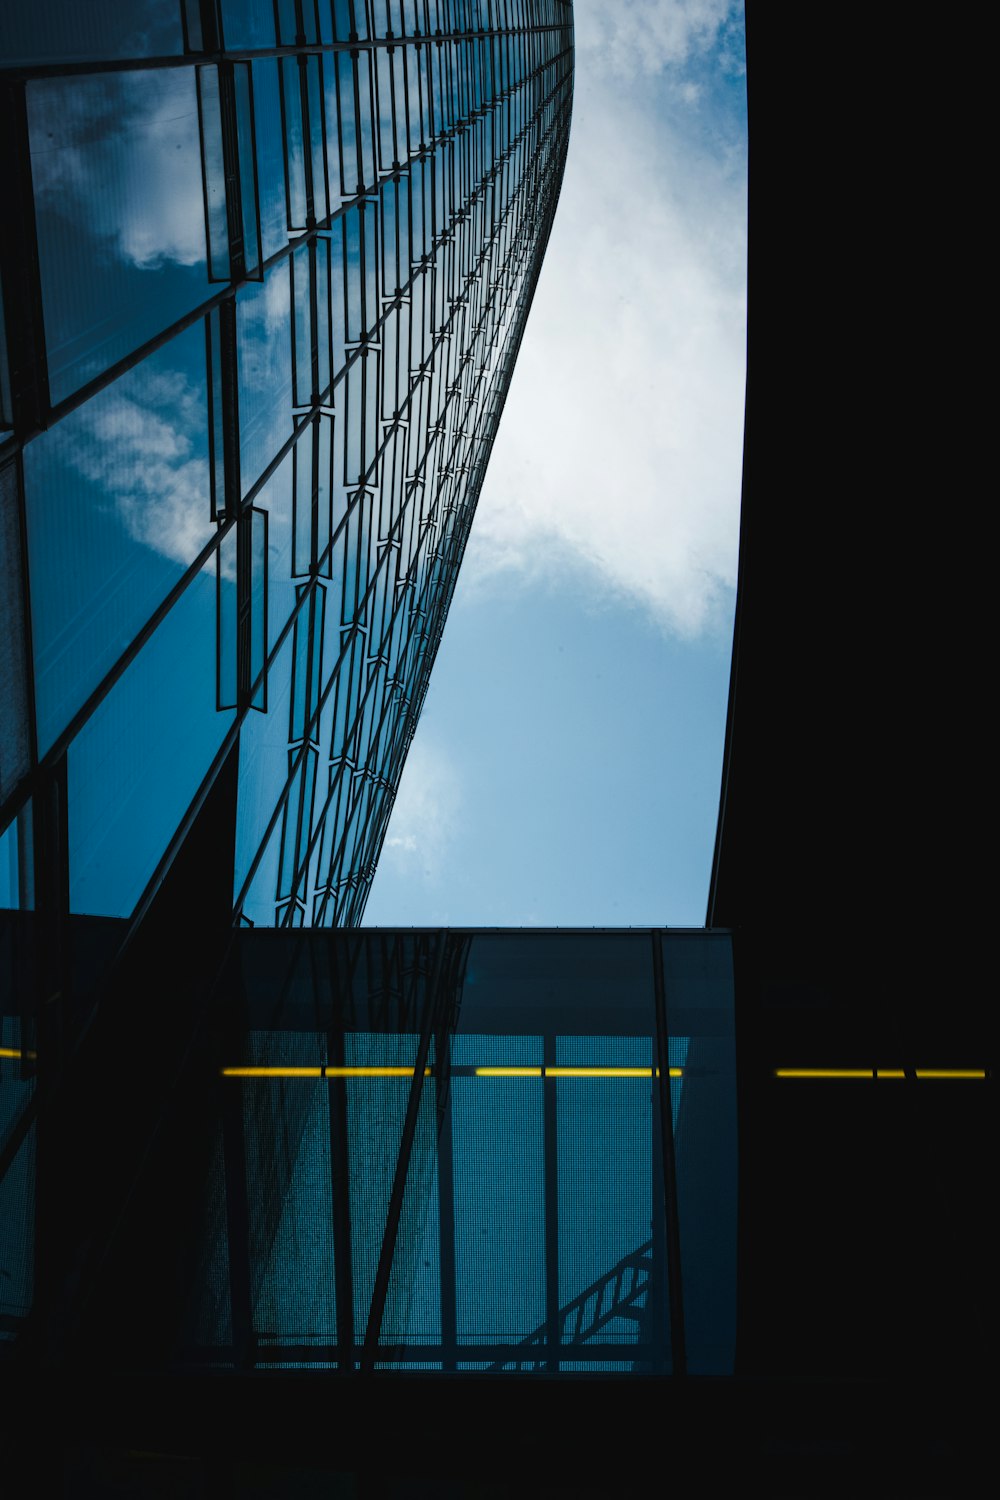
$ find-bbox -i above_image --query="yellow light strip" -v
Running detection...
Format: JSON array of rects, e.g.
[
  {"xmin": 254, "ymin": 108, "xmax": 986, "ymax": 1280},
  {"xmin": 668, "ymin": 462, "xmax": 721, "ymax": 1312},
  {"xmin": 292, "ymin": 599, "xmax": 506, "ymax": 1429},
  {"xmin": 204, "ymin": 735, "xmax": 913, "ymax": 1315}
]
[
  {"xmin": 915, "ymin": 1069, "xmax": 986, "ymax": 1080},
  {"xmin": 325, "ymin": 1066, "xmax": 431, "ymax": 1078},
  {"xmin": 474, "ymin": 1067, "xmax": 684, "ymax": 1079},
  {"xmin": 776, "ymin": 1068, "xmax": 987, "ymax": 1081},
  {"xmin": 221, "ymin": 1065, "xmax": 435, "ymax": 1078},
  {"xmin": 0, "ymin": 1046, "xmax": 36, "ymax": 1061},
  {"xmin": 546, "ymin": 1066, "xmax": 654, "ymax": 1079},
  {"xmin": 222, "ymin": 1063, "xmax": 685, "ymax": 1080},
  {"xmin": 475, "ymin": 1067, "xmax": 543, "ymax": 1077},
  {"xmin": 221, "ymin": 1067, "xmax": 324, "ymax": 1078},
  {"xmin": 774, "ymin": 1069, "xmax": 873, "ymax": 1079}
]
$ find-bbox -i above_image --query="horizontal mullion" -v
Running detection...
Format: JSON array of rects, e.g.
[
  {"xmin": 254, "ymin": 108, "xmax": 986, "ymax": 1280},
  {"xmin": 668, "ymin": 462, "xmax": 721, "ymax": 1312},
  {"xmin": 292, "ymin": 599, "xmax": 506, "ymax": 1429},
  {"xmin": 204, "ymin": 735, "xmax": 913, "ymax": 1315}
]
[{"xmin": 0, "ymin": 26, "xmax": 571, "ymax": 83}]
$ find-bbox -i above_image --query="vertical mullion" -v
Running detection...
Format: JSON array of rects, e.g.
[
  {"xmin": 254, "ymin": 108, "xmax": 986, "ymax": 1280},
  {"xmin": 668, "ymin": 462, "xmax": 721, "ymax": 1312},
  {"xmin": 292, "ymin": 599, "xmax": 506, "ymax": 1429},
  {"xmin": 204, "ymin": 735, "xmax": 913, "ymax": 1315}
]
[
  {"xmin": 219, "ymin": 62, "xmax": 247, "ymax": 279},
  {"xmin": 652, "ymin": 930, "xmax": 687, "ymax": 1376},
  {"xmin": 543, "ymin": 1030, "xmax": 558, "ymax": 1371},
  {"xmin": 435, "ymin": 1022, "xmax": 457, "ymax": 1370},
  {"xmin": 297, "ymin": 54, "xmax": 316, "ymax": 227},
  {"xmin": 649, "ymin": 1037, "xmax": 669, "ymax": 1372},
  {"xmin": 0, "ymin": 82, "xmax": 50, "ymax": 440},
  {"xmin": 326, "ymin": 937, "xmax": 357, "ymax": 1368}
]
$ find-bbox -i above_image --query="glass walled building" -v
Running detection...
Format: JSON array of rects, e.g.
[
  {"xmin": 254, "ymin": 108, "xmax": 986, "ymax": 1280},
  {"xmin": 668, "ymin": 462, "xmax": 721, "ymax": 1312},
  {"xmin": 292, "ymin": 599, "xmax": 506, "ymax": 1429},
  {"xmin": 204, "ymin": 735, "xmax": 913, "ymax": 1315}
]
[{"xmin": 0, "ymin": 1, "xmax": 574, "ymax": 932}]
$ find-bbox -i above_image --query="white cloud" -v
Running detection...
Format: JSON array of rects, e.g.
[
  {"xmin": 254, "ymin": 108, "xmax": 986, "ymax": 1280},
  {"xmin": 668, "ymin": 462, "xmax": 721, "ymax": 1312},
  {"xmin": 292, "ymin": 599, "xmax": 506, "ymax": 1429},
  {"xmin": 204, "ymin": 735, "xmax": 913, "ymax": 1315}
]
[
  {"xmin": 577, "ymin": 0, "xmax": 737, "ymax": 80},
  {"xmin": 67, "ymin": 366, "xmax": 215, "ymax": 569},
  {"xmin": 29, "ymin": 67, "xmax": 206, "ymax": 271},
  {"xmin": 462, "ymin": 0, "xmax": 747, "ymax": 639},
  {"xmin": 379, "ymin": 734, "xmax": 462, "ymax": 884}
]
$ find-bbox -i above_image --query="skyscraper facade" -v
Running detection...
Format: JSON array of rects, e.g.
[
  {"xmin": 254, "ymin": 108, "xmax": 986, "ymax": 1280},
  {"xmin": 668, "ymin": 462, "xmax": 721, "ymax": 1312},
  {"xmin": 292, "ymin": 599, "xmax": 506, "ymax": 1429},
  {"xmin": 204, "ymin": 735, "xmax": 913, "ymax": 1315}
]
[{"xmin": 0, "ymin": 0, "xmax": 573, "ymax": 933}]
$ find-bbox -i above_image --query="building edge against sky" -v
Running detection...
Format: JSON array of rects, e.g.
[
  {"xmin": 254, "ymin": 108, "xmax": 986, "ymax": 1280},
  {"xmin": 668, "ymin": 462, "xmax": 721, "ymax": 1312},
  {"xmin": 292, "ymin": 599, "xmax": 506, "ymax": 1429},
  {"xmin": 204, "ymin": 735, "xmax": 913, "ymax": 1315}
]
[{"xmin": 0, "ymin": 0, "xmax": 574, "ymax": 936}]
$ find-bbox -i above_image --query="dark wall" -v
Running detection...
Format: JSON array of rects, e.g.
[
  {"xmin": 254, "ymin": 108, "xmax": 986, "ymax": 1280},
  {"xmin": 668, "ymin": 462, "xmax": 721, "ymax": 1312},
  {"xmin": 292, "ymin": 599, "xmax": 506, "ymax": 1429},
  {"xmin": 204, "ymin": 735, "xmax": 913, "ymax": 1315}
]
[{"xmin": 710, "ymin": 2, "xmax": 991, "ymax": 1389}]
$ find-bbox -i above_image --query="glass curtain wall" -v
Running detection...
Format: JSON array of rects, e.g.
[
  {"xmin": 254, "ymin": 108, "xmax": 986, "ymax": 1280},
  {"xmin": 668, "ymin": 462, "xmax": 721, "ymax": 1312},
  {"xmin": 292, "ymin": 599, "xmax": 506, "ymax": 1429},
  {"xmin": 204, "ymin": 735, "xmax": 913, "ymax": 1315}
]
[
  {"xmin": 187, "ymin": 928, "xmax": 737, "ymax": 1376},
  {"xmin": 0, "ymin": 2, "xmax": 574, "ymax": 930}
]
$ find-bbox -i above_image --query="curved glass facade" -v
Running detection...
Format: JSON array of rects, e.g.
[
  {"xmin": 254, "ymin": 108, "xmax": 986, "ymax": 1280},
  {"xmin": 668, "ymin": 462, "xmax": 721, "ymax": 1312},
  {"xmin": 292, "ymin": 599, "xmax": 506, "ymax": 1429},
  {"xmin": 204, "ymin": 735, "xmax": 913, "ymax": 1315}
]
[{"xmin": 1, "ymin": 1, "xmax": 574, "ymax": 926}]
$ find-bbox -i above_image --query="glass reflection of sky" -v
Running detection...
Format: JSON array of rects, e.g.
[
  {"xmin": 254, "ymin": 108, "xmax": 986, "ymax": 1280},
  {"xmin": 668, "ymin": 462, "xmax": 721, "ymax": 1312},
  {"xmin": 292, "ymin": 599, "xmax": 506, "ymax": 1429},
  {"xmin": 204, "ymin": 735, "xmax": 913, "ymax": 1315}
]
[
  {"xmin": 28, "ymin": 67, "xmax": 209, "ymax": 404},
  {"xmin": 24, "ymin": 320, "xmax": 213, "ymax": 756},
  {"xmin": 1, "ymin": 0, "xmax": 184, "ymax": 67},
  {"xmin": 67, "ymin": 567, "xmax": 235, "ymax": 918}
]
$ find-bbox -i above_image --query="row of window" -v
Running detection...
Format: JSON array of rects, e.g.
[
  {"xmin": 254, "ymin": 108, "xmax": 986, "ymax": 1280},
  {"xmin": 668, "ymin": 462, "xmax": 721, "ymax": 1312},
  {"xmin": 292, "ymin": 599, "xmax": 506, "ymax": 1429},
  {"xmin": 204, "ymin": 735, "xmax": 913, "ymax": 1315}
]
[
  {"xmin": 2, "ymin": 2, "xmax": 571, "ymax": 70},
  {"xmin": 1, "ymin": 35, "xmax": 568, "ymax": 420},
  {"xmin": 251, "ymin": 104, "xmax": 569, "ymax": 925}
]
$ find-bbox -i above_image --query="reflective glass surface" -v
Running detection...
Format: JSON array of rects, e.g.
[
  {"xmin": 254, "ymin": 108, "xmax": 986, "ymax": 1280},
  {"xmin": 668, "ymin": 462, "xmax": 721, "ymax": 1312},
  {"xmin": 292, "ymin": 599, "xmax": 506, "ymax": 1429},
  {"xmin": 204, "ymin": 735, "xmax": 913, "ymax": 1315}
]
[
  {"xmin": 181, "ymin": 928, "xmax": 736, "ymax": 1376},
  {"xmin": 236, "ymin": 269, "xmax": 295, "ymax": 498},
  {"xmin": 0, "ymin": 463, "xmax": 30, "ymax": 798},
  {"xmin": 3, "ymin": 2, "xmax": 573, "ymax": 933},
  {"xmin": 1, "ymin": 1, "xmax": 185, "ymax": 67},
  {"xmin": 28, "ymin": 68, "xmax": 210, "ymax": 404},
  {"xmin": 67, "ymin": 567, "xmax": 234, "ymax": 917},
  {"xmin": 24, "ymin": 321, "xmax": 213, "ymax": 756}
]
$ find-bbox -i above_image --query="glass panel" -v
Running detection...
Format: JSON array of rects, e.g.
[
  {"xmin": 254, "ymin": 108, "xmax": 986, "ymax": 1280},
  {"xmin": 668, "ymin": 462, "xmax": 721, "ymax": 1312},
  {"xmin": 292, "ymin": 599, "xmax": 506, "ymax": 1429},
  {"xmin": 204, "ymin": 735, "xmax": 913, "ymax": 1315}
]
[
  {"xmin": 356, "ymin": 50, "xmax": 376, "ymax": 191},
  {"xmin": 206, "ymin": 308, "xmax": 227, "ymax": 520},
  {"xmin": 28, "ymin": 68, "xmax": 210, "ymax": 404},
  {"xmin": 375, "ymin": 48, "xmax": 395, "ymax": 172},
  {"xmin": 292, "ymin": 243, "xmax": 312, "ymax": 409},
  {"xmin": 0, "ymin": 463, "xmax": 30, "ymax": 800},
  {"xmin": 0, "ymin": 806, "xmax": 33, "ymax": 912},
  {"xmin": 280, "ymin": 56, "xmax": 308, "ymax": 231},
  {"xmin": 306, "ymin": 54, "xmax": 330, "ymax": 224},
  {"xmin": 251, "ymin": 60, "xmax": 288, "ymax": 261},
  {"xmin": 243, "ymin": 1058, "xmax": 337, "ymax": 1347},
  {"xmin": 555, "ymin": 1036, "xmax": 660, "ymax": 1363},
  {"xmin": 218, "ymin": 0, "xmax": 276, "ymax": 49},
  {"xmin": 290, "ymin": 584, "xmax": 326, "ymax": 745},
  {"xmin": 250, "ymin": 506, "xmax": 268, "ymax": 711},
  {"xmin": 235, "ymin": 64, "xmax": 263, "ymax": 279},
  {"xmin": 24, "ymin": 319, "xmax": 214, "ymax": 756},
  {"xmin": 234, "ymin": 629, "xmax": 294, "ymax": 910},
  {"xmin": 196, "ymin": 66, "xmax": 230, "ymax": 281},
  {"xmin": 345, "ymin": 1029, "xmax": 424, "ymax": 1336},
  {"xmin": 0, "ymin": 1, "xmax": 185, "ymax": 66},
  {"xmin": 236, "ymin": 266, "xmax": 294, "ymax": 498},
  {"xmin": 332, "ymin": 49, "xmax": 359, "ymax": 200},
  {"xmin": 255, "ymin": 443, "xmax": 296, "ymax": 640},
  {"xmin": 274, "ymin": 0, "xmax": 298, "ymax": 45},
  {"xmin": 67, "ymin": 564, "xmax": 234, "ymax": 918},
  {"xmin": 217, "ymin": 521, "xmax": 238, "ymax": 711},
  {"xmin": 451, "ymin": 1034, "xmax": 545, "ymax": 1351},
  {"xmin": 332, "ymin": 0, "xmax": 354, "ymax": 41}
]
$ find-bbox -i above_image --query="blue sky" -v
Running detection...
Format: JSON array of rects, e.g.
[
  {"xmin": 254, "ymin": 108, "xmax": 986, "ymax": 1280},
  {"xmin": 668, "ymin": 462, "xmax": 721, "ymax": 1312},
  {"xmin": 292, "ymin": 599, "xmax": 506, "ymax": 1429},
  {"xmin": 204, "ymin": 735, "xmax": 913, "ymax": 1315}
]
[{"xmin": 366, "ymin": 1, "xmax": 748, "ymax": 927}]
